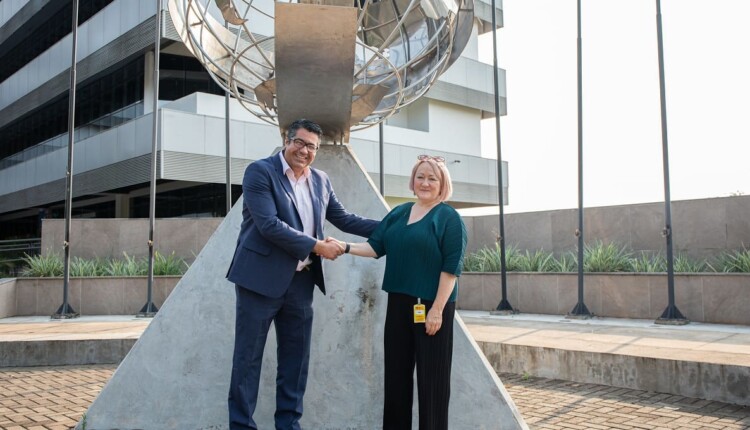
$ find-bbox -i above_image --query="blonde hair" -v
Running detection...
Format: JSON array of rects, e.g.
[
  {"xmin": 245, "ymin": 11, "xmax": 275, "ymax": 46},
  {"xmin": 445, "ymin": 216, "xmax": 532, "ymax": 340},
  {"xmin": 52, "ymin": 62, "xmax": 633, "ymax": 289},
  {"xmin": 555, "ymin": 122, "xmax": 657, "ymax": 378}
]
[{"xmin": 408, "ymin": 158, "xmax": 454, "ymax": 201}]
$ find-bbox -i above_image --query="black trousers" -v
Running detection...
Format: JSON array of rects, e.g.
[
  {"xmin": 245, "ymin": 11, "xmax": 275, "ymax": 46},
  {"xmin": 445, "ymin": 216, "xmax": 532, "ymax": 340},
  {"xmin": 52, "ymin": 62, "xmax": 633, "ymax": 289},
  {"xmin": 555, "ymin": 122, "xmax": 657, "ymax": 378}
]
[{"xmin": 383, "ymin": 292, "xmax": 455, "ymax": 430}]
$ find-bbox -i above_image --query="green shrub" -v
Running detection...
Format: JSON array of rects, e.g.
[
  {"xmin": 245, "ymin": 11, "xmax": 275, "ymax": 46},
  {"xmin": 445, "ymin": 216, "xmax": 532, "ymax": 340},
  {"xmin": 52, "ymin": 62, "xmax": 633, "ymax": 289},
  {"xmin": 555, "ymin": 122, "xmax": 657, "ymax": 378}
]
[
  {"xmin": 553, "ymin": 251, "xmax": 578, "ymax": 272},
  {"xmin": 461, "ymin": 253, "xmax": 482, "ymax": 272},
  {"xmin": 583, "ymin": 241, "xmax": 633, "ymax": 272},
  {"xmin": 516, "ymin": 249, "xmax": 556, "ymax": 272},
  {"xmin": 153, "ymin": 251, "xmax": 190, "ymax": 276},
  {"xmin": 672, "ymin": 254, "xmax": 708, "ymax": 273},
  {"xmin": 21, "ymin": 253, "xmax": 64, "ymax": 277},
  {"xmin": 501, "ymin": 246, "xmax": 524, "ymax": 272},
  {"xmin": 631, "ymin": 252, "xmax": 666, "ymax": 273},
  {"xmin": 104, "ymin": 253, "xmax": 147, "ymax": 276},
  {"xmin": 14, "ymin": 251, "xmax": 190, "ymax": 277},
  {"xmin": 462, "ymin": 244, "xmax": 522, "ymax": 272},
  {"xmin": 463, "ymin": 244, "xmax": 503, "ymax": 272},
  {"xmin": 462, "ymin": 242, "xmax": 750, "ymax": 274},
  {"xmin": 714, "ymin": 248, "xmax": 750, "ymax": 273},
  {"xmin": 70, "ymin": 256, "xmax": 105, "ymax": 277}
]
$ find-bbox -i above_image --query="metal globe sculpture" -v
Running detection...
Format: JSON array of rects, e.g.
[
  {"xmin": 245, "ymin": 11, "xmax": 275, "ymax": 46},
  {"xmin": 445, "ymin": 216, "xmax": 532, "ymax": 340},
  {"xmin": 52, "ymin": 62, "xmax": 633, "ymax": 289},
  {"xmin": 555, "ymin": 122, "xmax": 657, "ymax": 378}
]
[{"xmin": 168, "ymin": 0, "xmax": 473, "ymax": 137}]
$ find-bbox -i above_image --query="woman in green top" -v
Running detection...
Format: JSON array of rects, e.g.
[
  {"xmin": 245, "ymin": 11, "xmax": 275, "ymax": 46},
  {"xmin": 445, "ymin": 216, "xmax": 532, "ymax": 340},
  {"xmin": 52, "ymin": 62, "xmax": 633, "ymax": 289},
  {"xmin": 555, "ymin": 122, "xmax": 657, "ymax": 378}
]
[{"xmin": 331, "ymin": 154, "xmax": 467, "ymax": 430}]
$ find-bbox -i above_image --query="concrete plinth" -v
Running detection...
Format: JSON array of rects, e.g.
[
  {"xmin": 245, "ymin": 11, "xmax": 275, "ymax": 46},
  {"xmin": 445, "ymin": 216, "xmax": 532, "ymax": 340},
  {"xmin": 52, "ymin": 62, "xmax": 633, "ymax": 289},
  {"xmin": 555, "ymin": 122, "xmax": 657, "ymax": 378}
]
[{"xmin": 80, "ymin": 145, "xmax": 527, "ymax": 429}]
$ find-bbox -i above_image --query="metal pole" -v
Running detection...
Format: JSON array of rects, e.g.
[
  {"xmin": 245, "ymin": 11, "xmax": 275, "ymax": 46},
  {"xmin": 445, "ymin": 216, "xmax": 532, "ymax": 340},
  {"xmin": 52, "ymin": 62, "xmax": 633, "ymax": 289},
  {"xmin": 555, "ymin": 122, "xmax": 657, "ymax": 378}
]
[
  {"xmin": 139, "ymin": 0, "xmax": 162, "ymax": 317},
  {"xmin": 53, "ymin": 0, "xmax": 80, "ymax": 319},
  {"xmin": 569, "ymin": 0, "xmax": 592, "ymax": 318},
  {"xmin": 225, "ymin": 19, "xmax": 232, "ymax": 215},
  {"xmin": 379, "ymin": 122, "xmax": 384, "ymax": 196},
  {"xmin": 225, "ymin": 90, "xmax": 232, "ymax": 215},
  {"xmin": 655, "ymin": 0, "xmax": 686, "ymax": 324},
  {"xmin": 489, "ymin": 0, "xmax": 513, "ymax": 313}
]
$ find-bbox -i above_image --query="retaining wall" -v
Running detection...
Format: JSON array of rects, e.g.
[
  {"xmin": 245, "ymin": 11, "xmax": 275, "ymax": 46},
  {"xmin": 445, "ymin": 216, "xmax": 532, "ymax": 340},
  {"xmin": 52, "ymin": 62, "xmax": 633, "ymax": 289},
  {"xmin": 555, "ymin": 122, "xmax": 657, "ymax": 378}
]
[
  {"xmin": 458, "ymin": 273, "xmax": 750, "ymax": 325},
  {"xmin": 464, "ymin": 195, "xmax": 750, "ymax": 260}
]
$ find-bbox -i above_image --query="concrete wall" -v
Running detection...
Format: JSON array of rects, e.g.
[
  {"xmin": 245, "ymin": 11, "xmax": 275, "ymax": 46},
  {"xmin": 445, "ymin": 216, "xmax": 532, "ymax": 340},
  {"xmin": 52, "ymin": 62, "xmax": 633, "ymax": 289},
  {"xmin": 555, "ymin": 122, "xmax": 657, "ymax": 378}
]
[
  {"xmin": 458, "ymin": 273, "xmax": 750, "ymax": 325},
  {"xmin": 477, "ymin": 342, "xmax": 750, "ymax": 407},
  {"xmin": 9, "ymin": 271, "xmax": 749, "ymax": 324},
  {"xmin": 12, "ymin": 277, "xmax": 180, "ymax": 316},
  {"xmin": 41, "ymin": 218, "xmax": 222, "ymax": 262},
  {"xmin": 464, "ymin": 195, "xmax": 750, "ymax": 260},
  {"xmin": 39, "ymin": 195, "xmax": 750, "ymax": 266},
  {"xmin": 9, "ymin": 271, "xmax": 747, "ymax": 324},
  {"xmin": 0, "ymin": 278, "xmax": 15, "ymax": 318}
]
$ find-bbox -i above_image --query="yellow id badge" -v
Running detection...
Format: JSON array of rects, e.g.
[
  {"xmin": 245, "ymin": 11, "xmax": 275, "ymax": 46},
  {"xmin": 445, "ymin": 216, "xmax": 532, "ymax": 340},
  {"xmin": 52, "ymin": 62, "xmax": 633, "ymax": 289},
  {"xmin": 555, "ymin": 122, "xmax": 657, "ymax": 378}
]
[{"xmin": 413, "ymin": 303, "xmax": 426, "ymax": 324}]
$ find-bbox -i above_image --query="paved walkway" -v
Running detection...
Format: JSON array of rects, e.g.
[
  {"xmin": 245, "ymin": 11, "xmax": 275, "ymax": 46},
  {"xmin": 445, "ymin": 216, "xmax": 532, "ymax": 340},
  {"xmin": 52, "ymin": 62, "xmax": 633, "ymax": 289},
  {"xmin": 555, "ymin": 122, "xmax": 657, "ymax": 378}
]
[
  {"xmin": 0, "ymin": 316, "xmax": 149, "ymax": 342},
  {"xmin": 502, "ymin": 373, "xmax": 750, "ymax": 430},
  {"xmin": 461, "ymin": 311, "xmax": 750, "ymax": 367},
  {"xmin": 0, "ymin": 365, "xmax": 113, "ymax": 430},
  {"xmin": 1, "ymin": 313, "xmax": 749, "ymax": 429},
  {"xmin": 1, "ymin": 365, "xmax": 748, "ymax": 430}
]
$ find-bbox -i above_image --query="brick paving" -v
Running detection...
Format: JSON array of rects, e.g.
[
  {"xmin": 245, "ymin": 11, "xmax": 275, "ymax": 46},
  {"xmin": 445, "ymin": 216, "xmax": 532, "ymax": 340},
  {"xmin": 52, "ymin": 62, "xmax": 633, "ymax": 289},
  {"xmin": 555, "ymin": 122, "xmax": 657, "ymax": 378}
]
[
  {"xmin": 1, "ymin": 366, "xmax": 749, "ymax": 429},
  {"xmin": 0, "ymin": 365, "xmax": 114, "ymax": 430},
  {"xmin": 500, "ymin": 373, "xmax": 750, "ymax": 430}
]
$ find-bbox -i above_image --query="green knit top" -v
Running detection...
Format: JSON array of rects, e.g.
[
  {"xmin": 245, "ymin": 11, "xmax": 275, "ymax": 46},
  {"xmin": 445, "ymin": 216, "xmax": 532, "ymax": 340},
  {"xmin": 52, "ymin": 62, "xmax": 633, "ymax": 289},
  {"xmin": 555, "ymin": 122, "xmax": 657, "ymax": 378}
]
[{"xmin": 367, "ymin": 202, "xmax": 467, "ymax": 302}]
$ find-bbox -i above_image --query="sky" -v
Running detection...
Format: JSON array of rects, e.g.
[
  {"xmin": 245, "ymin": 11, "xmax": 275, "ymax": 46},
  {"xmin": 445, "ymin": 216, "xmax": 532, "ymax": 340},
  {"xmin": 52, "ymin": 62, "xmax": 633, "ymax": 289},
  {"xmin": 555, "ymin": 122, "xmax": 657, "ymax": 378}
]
[{"xmin": 476, "ymin": 0, "xmax": 750, "ymax": 214}]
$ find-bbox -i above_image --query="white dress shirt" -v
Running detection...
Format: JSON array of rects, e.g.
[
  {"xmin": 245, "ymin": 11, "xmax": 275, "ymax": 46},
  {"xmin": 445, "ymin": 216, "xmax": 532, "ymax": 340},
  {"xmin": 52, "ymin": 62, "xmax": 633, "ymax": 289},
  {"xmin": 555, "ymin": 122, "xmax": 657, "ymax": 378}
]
[{"xmin": 279, "ymin": 152, "xmax": 315, "ymax": 271}]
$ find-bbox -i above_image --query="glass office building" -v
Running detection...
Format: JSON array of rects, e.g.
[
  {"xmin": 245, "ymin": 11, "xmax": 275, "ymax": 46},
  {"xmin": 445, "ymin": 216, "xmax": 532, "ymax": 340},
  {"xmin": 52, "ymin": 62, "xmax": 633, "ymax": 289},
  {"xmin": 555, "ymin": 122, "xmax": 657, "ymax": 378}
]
[{"xmin": 0, "ymin": 0, "xmax": 507, "ymax": 240}]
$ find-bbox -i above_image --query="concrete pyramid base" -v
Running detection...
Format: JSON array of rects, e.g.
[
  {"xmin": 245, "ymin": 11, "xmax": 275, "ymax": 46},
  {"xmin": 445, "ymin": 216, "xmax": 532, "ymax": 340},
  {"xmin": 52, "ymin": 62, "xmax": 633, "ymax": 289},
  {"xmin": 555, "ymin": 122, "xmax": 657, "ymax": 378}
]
[{"xmin": 80, "ymin": 145, "xmax": 528, "ymax": 429}]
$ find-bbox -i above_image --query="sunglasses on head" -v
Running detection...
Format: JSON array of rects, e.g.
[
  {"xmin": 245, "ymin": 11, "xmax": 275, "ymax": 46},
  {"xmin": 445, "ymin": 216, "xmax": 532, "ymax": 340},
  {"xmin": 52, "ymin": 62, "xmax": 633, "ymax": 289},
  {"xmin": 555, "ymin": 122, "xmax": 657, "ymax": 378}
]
[{"xmin": 417, "ymin": 154, "xmax": 445, "ymax": 163}]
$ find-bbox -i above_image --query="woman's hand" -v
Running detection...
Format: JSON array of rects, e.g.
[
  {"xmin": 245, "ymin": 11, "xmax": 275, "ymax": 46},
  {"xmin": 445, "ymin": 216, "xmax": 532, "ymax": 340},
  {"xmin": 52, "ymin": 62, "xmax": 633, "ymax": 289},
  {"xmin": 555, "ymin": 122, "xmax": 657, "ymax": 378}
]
[
  {"xmin": 425, "ymin": 306, "xmax": 443, "ymax": 335},
  {"xmin": 325, "ymin": 236, "xmax": 346, "ymax": 251},
  {"xmin": 325, "ymin": 237, "xmax": 378, "ymax": 258}
]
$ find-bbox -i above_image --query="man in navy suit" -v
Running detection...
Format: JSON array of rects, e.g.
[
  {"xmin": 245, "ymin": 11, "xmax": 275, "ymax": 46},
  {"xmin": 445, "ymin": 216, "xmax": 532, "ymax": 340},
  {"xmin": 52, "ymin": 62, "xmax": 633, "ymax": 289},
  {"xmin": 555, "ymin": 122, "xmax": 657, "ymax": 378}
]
[{"xmin": 226, "ymin": 119, "xmax": 379, "ymax": 430}]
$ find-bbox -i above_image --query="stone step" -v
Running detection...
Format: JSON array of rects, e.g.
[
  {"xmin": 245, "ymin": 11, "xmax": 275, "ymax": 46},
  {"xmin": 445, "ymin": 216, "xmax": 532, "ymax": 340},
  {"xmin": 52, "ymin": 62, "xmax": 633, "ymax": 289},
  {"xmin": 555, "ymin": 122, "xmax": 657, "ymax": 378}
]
[
  {"xmin": 462, "ymin": 311, "xmax": 750, "ymax": 407},
  {"xmin": 0, "ymin": 316, "xmax": 148, "ymax": 367},
  {"xmin": 1, "ymin": 312, "xmax": 748, "ymax": 407}
]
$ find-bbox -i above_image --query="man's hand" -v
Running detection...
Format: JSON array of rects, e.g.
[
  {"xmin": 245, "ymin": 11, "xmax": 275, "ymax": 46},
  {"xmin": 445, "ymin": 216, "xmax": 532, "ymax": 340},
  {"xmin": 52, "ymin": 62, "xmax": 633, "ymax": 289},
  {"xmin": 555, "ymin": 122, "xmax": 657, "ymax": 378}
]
[
  {"xmin": 325, "ymin": 236, "xmax": 346, "ymax": 251},
  {"xmin": 314, "ymin": 239, "xmax": 344, "ymax": 260}
]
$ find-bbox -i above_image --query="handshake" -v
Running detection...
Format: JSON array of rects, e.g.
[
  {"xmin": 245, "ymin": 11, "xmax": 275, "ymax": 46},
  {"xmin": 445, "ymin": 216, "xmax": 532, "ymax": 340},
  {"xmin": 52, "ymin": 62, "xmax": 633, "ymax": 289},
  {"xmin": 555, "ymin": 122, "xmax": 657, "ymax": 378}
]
[{"xmin": 313, "ymin": 237, "xmax": 348, "ymax": 260}]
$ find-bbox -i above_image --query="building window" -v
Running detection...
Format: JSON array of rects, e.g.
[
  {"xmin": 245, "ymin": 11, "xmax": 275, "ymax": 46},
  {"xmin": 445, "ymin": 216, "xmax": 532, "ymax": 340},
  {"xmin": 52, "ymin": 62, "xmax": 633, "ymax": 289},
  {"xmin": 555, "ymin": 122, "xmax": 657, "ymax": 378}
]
[
  {"xmin": 0, "ymin": 0, "xmax": 115, "ymax": 82},
  {"xmin": 130, "ymin": 184, "xmax": 241, "ymax": 218},
  {"xmin": 0, "ymin": 56, "xmax": 145, "ymax": 162},
  {"xmin": 158, "ymin": 54, "xmax": 225, "ymax": 101}
]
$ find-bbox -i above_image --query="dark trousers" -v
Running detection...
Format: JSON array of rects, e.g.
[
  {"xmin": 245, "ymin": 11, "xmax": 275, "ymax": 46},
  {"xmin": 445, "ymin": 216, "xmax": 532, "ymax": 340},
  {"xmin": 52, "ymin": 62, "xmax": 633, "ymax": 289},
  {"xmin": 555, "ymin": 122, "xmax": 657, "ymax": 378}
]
[
  {"xmin": 383, "ymin": 293, "xmax": 455, "ymax": 430},
  {"xmin": 228, "ymin": 269, "xmax": 315, "ymax": 430}
]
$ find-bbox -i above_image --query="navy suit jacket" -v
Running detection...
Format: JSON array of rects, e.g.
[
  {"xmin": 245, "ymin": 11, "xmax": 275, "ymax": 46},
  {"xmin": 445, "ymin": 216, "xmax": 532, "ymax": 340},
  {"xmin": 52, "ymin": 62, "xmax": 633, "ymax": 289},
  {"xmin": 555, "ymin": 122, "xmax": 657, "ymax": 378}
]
[{"xmin": 227, "ymin": 152, "xmax": 378, "ymax": 298}]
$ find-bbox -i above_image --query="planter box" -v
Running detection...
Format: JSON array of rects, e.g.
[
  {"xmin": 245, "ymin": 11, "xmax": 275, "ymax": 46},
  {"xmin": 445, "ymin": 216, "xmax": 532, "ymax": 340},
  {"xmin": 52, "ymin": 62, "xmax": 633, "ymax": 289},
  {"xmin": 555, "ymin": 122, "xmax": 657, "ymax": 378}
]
[
  {"xmin": 0, "ymin": 278, "xmax": 16, "ymax": 319},
  {"xmin": 8, "ymin": 277, "xmax": 181, "ymax": 316},
  {"xmin": 458, "ymin": 272, "xmax": 750, "ymax": 325}
]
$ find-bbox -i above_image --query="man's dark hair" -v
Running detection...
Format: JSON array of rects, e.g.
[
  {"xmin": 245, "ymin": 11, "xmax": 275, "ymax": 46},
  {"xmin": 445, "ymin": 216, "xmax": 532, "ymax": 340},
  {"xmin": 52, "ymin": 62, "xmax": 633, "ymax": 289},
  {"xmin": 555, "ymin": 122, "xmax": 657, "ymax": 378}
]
[{"xmin": 287, "ymin": 119, "xmax": 323, "ymax": 140}]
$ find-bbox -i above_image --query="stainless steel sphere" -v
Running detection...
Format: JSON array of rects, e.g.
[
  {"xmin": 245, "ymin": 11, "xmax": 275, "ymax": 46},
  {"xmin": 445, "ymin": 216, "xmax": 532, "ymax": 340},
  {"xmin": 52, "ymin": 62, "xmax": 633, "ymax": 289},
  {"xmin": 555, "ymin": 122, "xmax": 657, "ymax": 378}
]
[{"xmin": 168, "ymin": 0, "xmax": 473, "ymax": 130}]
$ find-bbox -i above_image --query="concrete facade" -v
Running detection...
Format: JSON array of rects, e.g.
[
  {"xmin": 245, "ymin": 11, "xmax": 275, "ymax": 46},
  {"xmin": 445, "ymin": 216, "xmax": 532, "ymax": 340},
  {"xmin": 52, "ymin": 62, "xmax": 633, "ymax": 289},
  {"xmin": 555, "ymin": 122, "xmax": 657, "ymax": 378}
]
[{"xmin": 464, "ymin": 195, "xmax": 750, "ymax": 260}]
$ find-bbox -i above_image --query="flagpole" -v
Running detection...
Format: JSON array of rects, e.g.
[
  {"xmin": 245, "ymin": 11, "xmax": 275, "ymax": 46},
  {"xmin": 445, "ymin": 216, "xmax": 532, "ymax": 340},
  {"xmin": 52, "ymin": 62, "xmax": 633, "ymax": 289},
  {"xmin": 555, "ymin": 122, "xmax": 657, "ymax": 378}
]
[
  {"xmin": 569, "ymin": 0, "xmax": 592, "ymax": 318},
  {"xmin": 654, "ymin": 0, "xmax": 687, "ymax": 325},
  {"xmin": 489, "ymin": 0, "xmax": 513, "ymax": 314},
  {"xmin": 139, "ymin": 0, "xmax": 163, "ymax": 317},
  {"xmin": 53, "ymin": 0, "xmax": 81, "ymax": 320}
]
